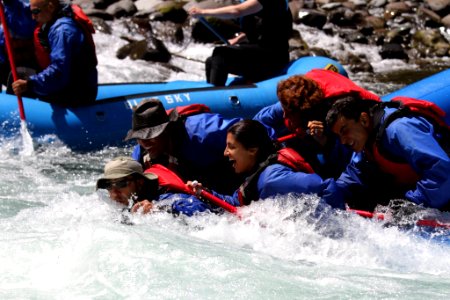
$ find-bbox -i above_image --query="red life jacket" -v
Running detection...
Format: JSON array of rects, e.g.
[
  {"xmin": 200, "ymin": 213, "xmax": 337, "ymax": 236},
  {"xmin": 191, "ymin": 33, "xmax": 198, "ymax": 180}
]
[
  {"xmin": 34, "ymin": 4, "xmax": 97, "ymax": 70},
  {"xmin": 144, "ymin": 164, "xmax": 191, "ymax": 194},
  {"xmin": 238, "ymin": 147, "xmax": 314, "ymax": 206},
  {"xmin": 305, "ymin": 69, "xmax": 381, "ymax": 102},
  {"xmin": 166, "ymin": 103, "xmax": 211, "ymax": 119},
  {"xmin": 145, "ymin": 163, "xmax": 240, "ymax": 214},
  {"xmin": 371, "ymin": 96, "xmax": 450, "ymax": 186},
  {"xmin": 277, "ymin": 147, "xmax": 315, "ymax": 174}
]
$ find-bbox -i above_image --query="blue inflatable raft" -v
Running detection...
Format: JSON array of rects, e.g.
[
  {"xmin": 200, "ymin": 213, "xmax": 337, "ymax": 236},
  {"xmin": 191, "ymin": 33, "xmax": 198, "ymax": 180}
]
[
  {"xmin": 1, "ymin": 55, "xmax": 450, "ymax": 151},
  {"xmin": 0, "ymin": 56, "xmax": 346, "ymax": 151},
  {"xmin": 382, "ymin": 68, "xmax": 450, "ymax": 125}
]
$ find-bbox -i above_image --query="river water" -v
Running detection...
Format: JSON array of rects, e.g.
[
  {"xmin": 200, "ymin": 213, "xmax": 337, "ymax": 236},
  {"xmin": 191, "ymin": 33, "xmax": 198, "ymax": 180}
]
[{"xmin": 1, "ymin": 21, "xmax": 450, "ymax": 299}]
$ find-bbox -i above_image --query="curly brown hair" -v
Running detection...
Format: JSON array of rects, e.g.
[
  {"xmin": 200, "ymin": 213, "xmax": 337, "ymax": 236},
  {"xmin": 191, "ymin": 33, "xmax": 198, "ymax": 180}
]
[{"xmin": 277, "ymin": 75, "xmax": 325, "ymax": 113}]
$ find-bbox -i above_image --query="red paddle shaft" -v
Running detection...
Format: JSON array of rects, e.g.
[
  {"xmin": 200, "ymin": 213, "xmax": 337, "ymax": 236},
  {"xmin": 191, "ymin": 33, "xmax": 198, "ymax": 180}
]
[
  {"xmin": 146, "ymin": 165, "xmax": 240, "ymax": 216},
  {"xmin": 197, "ymin": 189, "xmax": 239, "ymax": 215},
  {"xmin": 348, "ymin": 208, "xmax": 450, "ymax": 229},
  {"xmin": 0, "ymin": 1, "xmax": 26, "ymax": 121}
]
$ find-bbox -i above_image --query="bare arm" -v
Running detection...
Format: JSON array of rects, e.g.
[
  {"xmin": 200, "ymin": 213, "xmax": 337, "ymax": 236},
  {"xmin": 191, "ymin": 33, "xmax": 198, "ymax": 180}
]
[{"xmin": 189, "ymin": 0, "xmax": 262, "ymax": 19}]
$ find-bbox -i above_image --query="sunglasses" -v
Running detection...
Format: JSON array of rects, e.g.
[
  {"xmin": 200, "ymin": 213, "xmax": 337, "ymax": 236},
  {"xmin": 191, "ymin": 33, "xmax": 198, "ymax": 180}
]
[
  {"xmin": 105, "ymin": 179, "xmax": 130, "ymax": 190},
  {"xmin": 30, "ymin": 2, "xmax": 49, "ymax": 15},
  {"xmin": 30, "ymin": 8, "xmax": 42, "ymax": 15}
]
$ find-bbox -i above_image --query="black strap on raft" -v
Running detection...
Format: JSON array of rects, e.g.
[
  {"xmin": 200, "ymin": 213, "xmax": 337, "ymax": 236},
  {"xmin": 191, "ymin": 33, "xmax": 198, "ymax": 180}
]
[
  {"xmin": 239, "ymin": 148, "xmax": 315, "ymax": 205},
  {"xmin": 238, "ymin": 153, "xmax": 278, "ymax": 206}
]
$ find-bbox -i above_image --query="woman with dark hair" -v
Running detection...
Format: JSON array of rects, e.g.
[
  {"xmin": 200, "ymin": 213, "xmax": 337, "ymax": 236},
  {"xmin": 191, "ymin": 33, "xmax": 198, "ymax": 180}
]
[{"xmin": 188, "ymin": 120, "xmax": 345, "ymax": 209}]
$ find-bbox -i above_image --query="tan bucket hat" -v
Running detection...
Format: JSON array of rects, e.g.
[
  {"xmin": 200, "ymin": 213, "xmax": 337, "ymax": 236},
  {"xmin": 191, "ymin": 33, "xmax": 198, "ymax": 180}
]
[{"xmin": 96, "ymin": 156, "xmax": 158, "ymax": 189}]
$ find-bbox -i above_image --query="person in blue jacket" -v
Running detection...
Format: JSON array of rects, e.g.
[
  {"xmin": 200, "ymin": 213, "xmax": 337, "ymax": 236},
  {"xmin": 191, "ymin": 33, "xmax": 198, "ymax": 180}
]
[
  {"xmin": 326, "ymin": 96, "xmax": 450, "ymax": 211},
  {"xmin": 124, "ymin": 99, "xmax": 243, "ymax": 195},
  {"xmin": 96, "ymin": 156, "xmax": 211, "ymax": 217},
  {"xmin": 187, "ymin": 120, "xmax": 345, "ymax": 210},
  {"xmin": 9, "ymin": 0, "xmax": 97, "ymax": 106}
]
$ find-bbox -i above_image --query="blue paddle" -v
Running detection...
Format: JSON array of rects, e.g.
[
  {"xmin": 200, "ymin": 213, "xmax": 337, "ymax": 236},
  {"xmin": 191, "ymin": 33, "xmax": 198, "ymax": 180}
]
[{"xmin": 198, "ymin": 17, "xmax": 230, "ymax": 45}]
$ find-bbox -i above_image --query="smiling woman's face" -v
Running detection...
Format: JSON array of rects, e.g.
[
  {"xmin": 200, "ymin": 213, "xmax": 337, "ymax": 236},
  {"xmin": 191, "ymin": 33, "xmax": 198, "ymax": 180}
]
[{"xmin": 223, "ymin": 132, "xmax": 257, "ymax": 174}]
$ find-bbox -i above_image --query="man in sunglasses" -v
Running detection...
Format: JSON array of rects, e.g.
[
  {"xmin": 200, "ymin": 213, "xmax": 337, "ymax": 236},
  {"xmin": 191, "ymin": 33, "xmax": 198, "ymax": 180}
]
[
  {"xmin": 97, "ymin": 156, "xmax": 212, "ymax": 216},
  {"xmin": 96, "ymin": 156, "xmax": 160, "ymax": 214},
  {"xmin": 5, "ymin": 0, "xmax": 97, "ymax": 106}
]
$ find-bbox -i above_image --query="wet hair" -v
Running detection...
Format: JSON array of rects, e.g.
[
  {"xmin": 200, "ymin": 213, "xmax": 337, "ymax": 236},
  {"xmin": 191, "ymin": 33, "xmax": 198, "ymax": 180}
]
[
  {"xmin": 326, "ymin": 96, "xmax": 380, "ymax": 127},
  {"xmin": 276, "ymin": 75, "xmax": 325, "ymax": 118},
  {"xmin": 227, "ymin": 120, "xmax": 277, "ymax": 163}
]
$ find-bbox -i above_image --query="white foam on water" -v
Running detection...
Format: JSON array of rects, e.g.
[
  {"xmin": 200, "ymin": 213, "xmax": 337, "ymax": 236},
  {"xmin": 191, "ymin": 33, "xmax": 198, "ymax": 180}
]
[{"xmin": 19, "ymin": 120, "xmax": 34, "ymax": 156}]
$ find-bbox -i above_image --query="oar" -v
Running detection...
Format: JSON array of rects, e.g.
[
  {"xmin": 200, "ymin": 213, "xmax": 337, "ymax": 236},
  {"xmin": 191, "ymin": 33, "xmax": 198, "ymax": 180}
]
[
  {"xmin": 145, "ymin": 164, "xmax": 239, "ymax": 216},
  {"xmin": 198, "ymin": 17, "xmax": 230, "ymax": 45},
  {"xmin": 191, "ymin": 180, "xmax": 239, "ymax": 215},
  {"xmin": 0, "ymin": 0, "xmax": 33, "ymax": 154},
  {"xmin": 348, "ymin": 208, "xmax": 450, "ymax": 229}
]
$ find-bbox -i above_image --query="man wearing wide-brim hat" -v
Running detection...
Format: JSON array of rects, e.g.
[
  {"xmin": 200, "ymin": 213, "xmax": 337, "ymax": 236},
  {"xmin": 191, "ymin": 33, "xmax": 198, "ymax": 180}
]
[
  {"xmin": 124, "ymin": 99, "xmax": 171, "ymax": 141},
  {"xmin": 125, "ymin": 98, "xmax": 243, "ymax": 195}
]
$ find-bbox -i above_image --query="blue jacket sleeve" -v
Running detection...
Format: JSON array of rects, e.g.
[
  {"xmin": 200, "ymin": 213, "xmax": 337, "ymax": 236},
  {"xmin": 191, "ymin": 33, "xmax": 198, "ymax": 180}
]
[
  {"xmin": 158, "ymin": 193, "xmax": 212, "ymax": 217},
  {"xmin": 204, "ymin": 189, "xmax": 241, "ymax": 207},
  {"xmin": 383, "ymin": 116, "xmax": 450, "ymax": 209},
  {"xmin": 202, "ymin": 164, "xmax": 346, "ymax": 209},
  {"xmin": 335, "ymin": 152, "xmax": 381, "ymax": 205},
  {"xmin": 29, "ymin": 18, "xmax": 85, "ymax": 96},
  {"xmin": 253, "ymin": 102, "xmax": 290, "ymax": 138},
  {"xmin": 131, "ymin": 144, "xmax": 141, "ymax": 161},
  {"xmin": 257, "ymin": 164, "xmax": 345, "ymax": 209}
]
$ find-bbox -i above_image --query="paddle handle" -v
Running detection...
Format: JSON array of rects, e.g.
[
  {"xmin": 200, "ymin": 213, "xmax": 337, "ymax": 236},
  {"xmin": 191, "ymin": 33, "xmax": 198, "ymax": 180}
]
[
  {"xmin": 198, "ymin": 17, "xmax": 230, "ymax": 46},
  {"xmin": 0, "ymin": 1, "xmax": 26, "ymax": 121}
]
